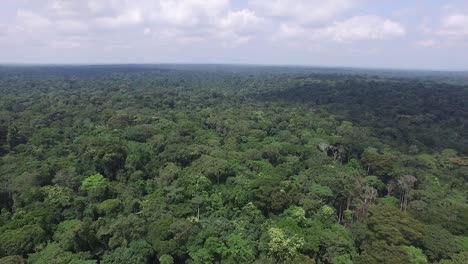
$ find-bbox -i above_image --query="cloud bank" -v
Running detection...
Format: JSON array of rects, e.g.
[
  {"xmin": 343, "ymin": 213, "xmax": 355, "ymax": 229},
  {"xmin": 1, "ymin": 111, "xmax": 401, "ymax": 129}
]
[{"xmin": 0, "ymin": 0, "xmax": 467, "ymax": 69}]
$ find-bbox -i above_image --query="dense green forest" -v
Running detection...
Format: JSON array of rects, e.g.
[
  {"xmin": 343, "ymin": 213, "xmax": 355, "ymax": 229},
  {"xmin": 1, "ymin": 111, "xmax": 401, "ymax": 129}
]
[{"xmin": 0, "ymin": 65, "xmax": 467, "ymax": 264}]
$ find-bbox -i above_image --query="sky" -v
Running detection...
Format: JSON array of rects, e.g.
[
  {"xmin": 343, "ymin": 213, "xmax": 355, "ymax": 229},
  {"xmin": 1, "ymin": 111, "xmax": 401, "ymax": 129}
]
[{"xmin": 1, "ymin": 0, "xmax": 468, "ymax": 70}]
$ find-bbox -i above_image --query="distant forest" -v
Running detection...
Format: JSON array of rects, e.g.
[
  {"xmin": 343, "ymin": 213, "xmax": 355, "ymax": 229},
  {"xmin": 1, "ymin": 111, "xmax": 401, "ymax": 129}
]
[{"xmin": 0, "ymin": 65, "xmax": 467, "ymax": 264}]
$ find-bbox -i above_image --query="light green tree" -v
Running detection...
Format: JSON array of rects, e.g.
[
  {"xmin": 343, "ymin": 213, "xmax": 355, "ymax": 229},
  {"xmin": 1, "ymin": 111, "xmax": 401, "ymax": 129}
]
[
  {"xmin": 268, "ymin": 227, "xmax": 304, "ymax": 262},
  {"xmin": 80, "ymin": 173, "xmax": 109, "ymax": 200}
]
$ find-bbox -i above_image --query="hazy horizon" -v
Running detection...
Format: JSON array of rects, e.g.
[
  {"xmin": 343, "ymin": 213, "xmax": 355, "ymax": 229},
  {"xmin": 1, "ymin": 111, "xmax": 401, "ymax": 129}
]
[{"xmin": 2, "ymin": 63, "xmax": 468, "ymax": 73}]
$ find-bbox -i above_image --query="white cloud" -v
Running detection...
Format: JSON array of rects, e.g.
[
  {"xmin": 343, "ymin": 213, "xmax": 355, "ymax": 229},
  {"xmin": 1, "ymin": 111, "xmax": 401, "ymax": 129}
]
[
  {"xmin": 94, "ymin": 9, "xmax": 144, "ymax": 29},
  {"xmin": 437, "ymin": 13, "xmax": 468, "ymax": 40},
  {"xmin": 13, "ymin": 0, "xmax": 258, "ymax": 46},
  {"xmin": 49, "ymin": 40, "xmax": 81, "ymax": 49},
  {"xmin": 276, "ymin": 23, "xmax": 307, "ymax": 39},
  {"xmin": 220, "ymin": 35, "xmax": 252, "ymax": 48},
  {"xmin": 7, "ymin": 0, "xmax": 406, "ymax": 49},
  {"xmin": 346, "ymin": 47, "xmax": 378, "ymax": 55},
  {"xmin": 154, "ymin": 0, "xmax": 229, "ymax": 27},
  {"xmin": 276, "ymin": 15, "xmax": 405, "ymax": 43},
  {"xmin": 55, "ymin": 20, "xmax": 88, "ymax": 34},
  {"xmin": 103, "ymin": 44, "xmax": 133, "ymax": 51},
  {"xmin": 215, "ymin": 9, "xmax": 264, "ymax": 47},
  {"xmin": 314, "ymin": 15, "xmax": 406, "ymax": 42},
  {"xmin": 0, "ymin": 25, "xmax": 6, "ymax": 36},
  {"xmin": 143, "ymin": 27, "xmax": 152, "ymax": 35},
  {"xmin": 47, "ymin": 0, "xmax": 127, "ymax": 18},
  {"xmin": 417, "ymin": 39, "xmax": 437, "ymax": 47},
  {"xmin": 40, "ymin": 0, "xmax": 151, "ymax": 32},
  {"xmin": 156, "ymin": 28, "xmax": 206, "ymax": 44},
  {"xmin": 48, "ymin": 0, "xmax": 83, "ymax": 18},
  {"xmin": 249, "ymin": 0, "xmax": 357, "ymax": 25},
  {"xmin": 419, "ymin": 22, "xmax": 432, "ymax": 35},
  {"xmin": 219, "ymin": 9, "xmax": 263, "ymax": 32},
  {"xmin": 17, "ymin": 10, "xmax": 52, "ymax": 31}
]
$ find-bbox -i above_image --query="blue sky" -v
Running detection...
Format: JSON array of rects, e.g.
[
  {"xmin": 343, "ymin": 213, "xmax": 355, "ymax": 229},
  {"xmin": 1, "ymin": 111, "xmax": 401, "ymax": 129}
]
[{"xmin": 1, "ymin": 0, "xmax": 467, "ymax": 70}]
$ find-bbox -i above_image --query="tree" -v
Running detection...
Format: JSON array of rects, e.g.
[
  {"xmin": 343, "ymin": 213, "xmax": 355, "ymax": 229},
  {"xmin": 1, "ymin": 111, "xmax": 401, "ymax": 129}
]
[
  {"xmin": 361, "ymin": 147, "xmax": 396, "ymax": 176},
  {"xmin": 96, "ymin": 199, "xmax": 123, "ymax": 217},
  {"xmin": 438, "ymin": 252, "xmax": 468, "ymax": 264},
  {"xmin": 190, "ymin": 155, "xmax": 234, "ymax": 184},
  {"xmin": 159, "ymin": 254, "xmax": 174, "ymax": 264},
  {"xmin": 28, "ymin": 243, "xmax": 95, "ymax": 264},
  {"xmin": 101, "ymin": 240, "xmax": 153, "ymax": 264},
  {"xmin": 319, "ymin": 224, "xmax": 356, "ymax": 263},
  {"xmin": 402, "ymin": 246, "xmax": 428, "ymax": 264},
  {"xmin": 6, "ymin": 124, "xmax": 27, "ymax": 150},
  {"xmin": 0, "ymin": 255, "xmax": 25, "ymax": 264},
  {"xmin": 366, "ymin": 205, "xmax": 424, "ymax": 246},
  {"xmin": 52, "ymin": 169, "xmax": 82, "ymax": 190},
  {"xmin": 422, "ymin": 225, "xmax": 460, "ymax": 261},
  {"xmin": 97, "ymin": 215, "xmax": 146, "ymax": 249},
  {"xmin": 53, "ymin": 219, "xmax": 82, "ymax": 251},
  {"xmin": 358, "ymin": 240, "xmax": 412, "ymax": 264},
  {"xmin": 200, "ymin": 236, "xmax": 226, "ymax": 262},
  {"xmin": 318, "ymin": 205, "xmax": 336, "ymax": 226},
  {"xmin": 224, "ymin": 233, "xmax": 256, "ymax": 263},
  {"xmin": 42, "ymin": 185, "xmax": 74, "ymax": 208},
  {"xmin": 266, "ymin": 227, "xmax": 304, "ymax": 262},
  {"xmin": 189, "ymin": 248, "xmax": 213, "ymax": 264},
  {"xmin": 398, "ymin": 175, "xmax": 417, "ymax": 212},
  {"xmin": 79, "ymin": 137, "xmax": 127, "ymax": 179},
  {"xmin": 53, "ymin": 218, "xmax": 99, "ymax": 253},
  {"xmin": 147, "ymin": 216, "xmax": 178, "ymax": 256},
  {"xmin": 0, "ymin": 224, "xmax": 46, "ymax": 257},
  {"xmin": 80, "ymin": 174, "xmax": 109, "ymax": 200}
]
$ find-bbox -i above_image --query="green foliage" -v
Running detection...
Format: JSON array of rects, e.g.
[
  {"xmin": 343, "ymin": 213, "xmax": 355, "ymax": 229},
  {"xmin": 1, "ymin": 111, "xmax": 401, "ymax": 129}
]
[
  {"xmin": 319, "ymin": 224, "xmax": 356, "ymax": 263},
  {"xmin": 0, "ymin": 224, "xmax": 46, "ymax": 257},
  {"xmin": 6, "ymin": 125, "xmax": 27, "ymax": 150},
  {"xmin": 80, "ymin": 174, "xmax": 109, "ymax": 200},
  {"xmin": 366, "ymin": 205, "xmax": 424, "ymax": 245},
  {"xmin": 455, "ymin": 236, "xmax": 468, "ymax": 253},
  {"xmin": 358, "ymin": 240, "xmax": 412, "ymax": 264},
  {"xmin": 190, "ymin": 155, "xmax": 233, "ymax": 184},
  {"xmin": 332, "ymin": 254, "xmax": 354, "ymax": 264},
  {"xmin": 361, "ymin": 147, "xmax": 396, "ymax": 176},
  {"xmin": 363, "ymin": 176, "xmax": 386, "ymax": 191},
  {"xmin": 28, "ymin": 243, "xmax": 95, "ymax": 264},
  {"xmin": 147, "ymin": 216, "xmax": 178, "ymax": 255},
  {"xmin": 438, "ymin": 252, "xmax": 468, "ymax": 264},
  {"xmin": 422, "ymin": 225, "xmax": 460, "ymax": 261},
  {"xmin": 0, "ymin": 65, "xmax": 466, "ymax": 263},
  {"xmin": 53, "ymin": 219, "xmax": 82, "ymax": 251},
  {"xmin": 378, "ymin": 195, "xmax": 399, "ymax": 207},
  {"xmin": 97, "ymin": 215, "xmax": 146, "ymax": 249},
  {"xmin": 97, "ymin": 199, "xmax": 123, "ymax": 216},
  {"xmin": 267, "ymin": 227, "xmax": 304, "ymax": 262},
  {"xmin": 223, "ymin": 233, "xmax": 256, "ymax": 263},
  {"xmin": 402, "ymin": 246, "xmax": 428, "ymax": 264},
  {"xmin": 318, "ymin": 205, "xmax": 336, "ymax": 225},
  {"xmin": 189, "ymin": 248, "xmax": 212, "ymax": 264},
  {"xmin": 0, "ymin": 255, "xmax": 25, "ymax": 264},
  {"xmin": 159, "ymin": 254, "xmax": 174, "ymax": 264},
  {"xmin": 358, "ymin": 205, "xmax": 426, "ymax": 263},
  {"xmin": 42, "ymin": 185, "xmax": 74, "ymax": 207},
  {"xmin": 101, "ymin": 240, "xmax": 153, "ymax": 264}
]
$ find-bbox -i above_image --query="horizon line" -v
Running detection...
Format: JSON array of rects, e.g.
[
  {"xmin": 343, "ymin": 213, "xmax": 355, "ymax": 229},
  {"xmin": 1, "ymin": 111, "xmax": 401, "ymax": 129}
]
[{"xmin": 1, "ymin": 62, "xmax": 467, "ymax": 73}]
